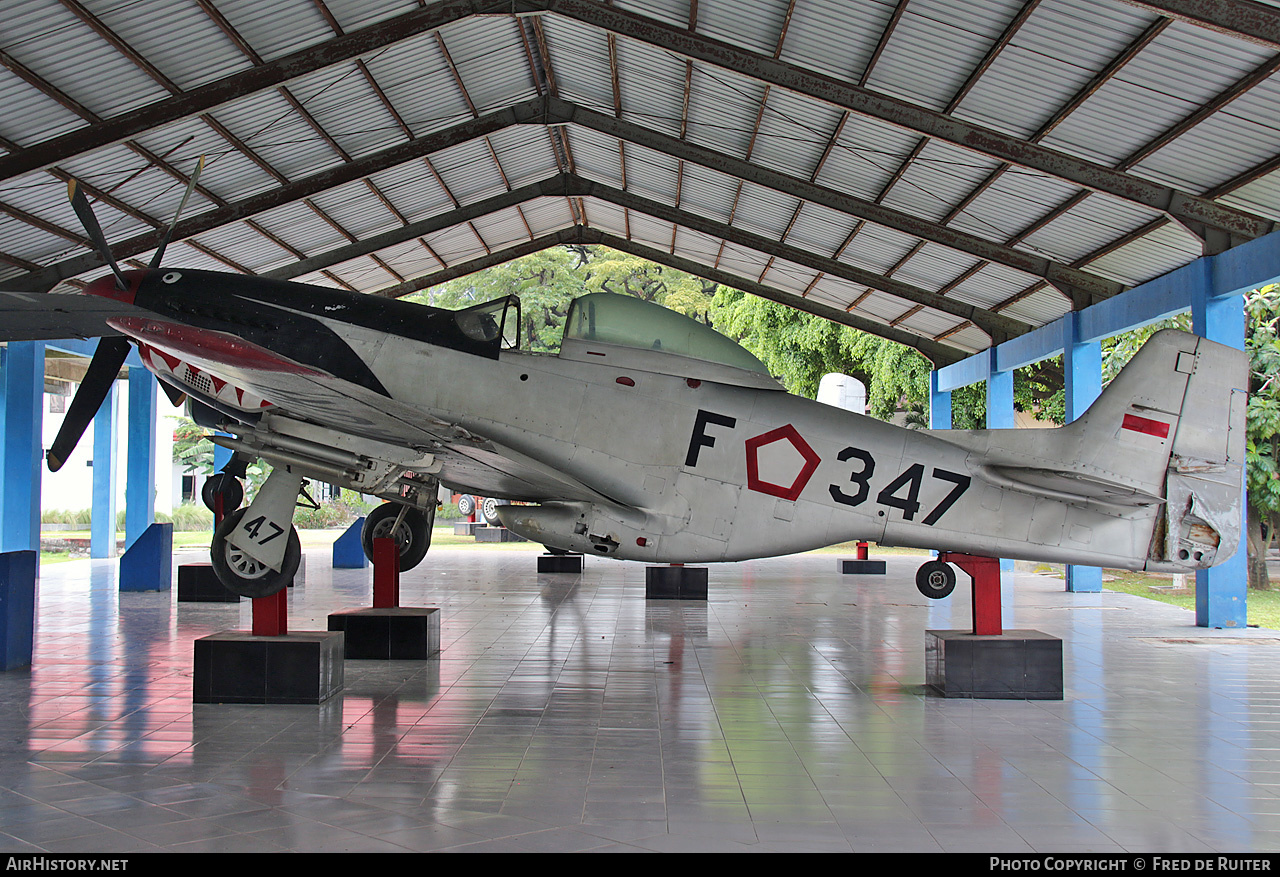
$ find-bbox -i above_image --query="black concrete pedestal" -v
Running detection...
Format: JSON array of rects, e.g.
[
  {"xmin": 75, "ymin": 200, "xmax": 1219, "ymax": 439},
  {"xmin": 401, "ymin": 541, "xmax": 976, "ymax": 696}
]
[
  {"xmin": 538, "ymin": 554, "xmax": 583, "ymax": 573},
  {"xmin": 178, "ymin": 563, "xmax": 239, "ymax": 602},
  {"xmin": 178, "ymin": 556, "xmax": 305, "ymax": 602},
  {"xmin": 474, "ymin": 526, "xmax": 525, "ymax": 543},
  {"xmin": 192, "ymin": 630, "xmax": 344, "ymax": 704},
  {"xmin": 645, "ymin": 566, "xmax": 708, "ymax": 600},
  {"xmin": 925, "ymin": 629, "xmax": 1063, "ymax": 700},
  {"xmin": 839, "ymin": 559, "xmax": 887, "ymax": 574},
  {"xmin": 327, "ymin": 607, "xmax": 440, "ymax": 660}
]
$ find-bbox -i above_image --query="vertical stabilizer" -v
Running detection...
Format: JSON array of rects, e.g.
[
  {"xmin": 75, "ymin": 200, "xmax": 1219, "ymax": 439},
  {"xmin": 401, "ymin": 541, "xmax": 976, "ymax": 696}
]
[{"xmin": 933, "ymin": 329, "xmax": 1247, "ymax": 571}]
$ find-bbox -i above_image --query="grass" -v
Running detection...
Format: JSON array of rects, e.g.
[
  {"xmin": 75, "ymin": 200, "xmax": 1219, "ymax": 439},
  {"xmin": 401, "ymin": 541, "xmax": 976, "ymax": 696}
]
[{"xmin": 1033, "ymin": 564, "xmax": 1280, "ymax": 631}]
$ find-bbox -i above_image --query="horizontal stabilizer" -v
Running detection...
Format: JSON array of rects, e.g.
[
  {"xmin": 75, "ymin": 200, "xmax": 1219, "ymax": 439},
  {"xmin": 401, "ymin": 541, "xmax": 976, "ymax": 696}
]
[{"xmin": 981, "ymin": 465, "xmax": 1165, "ymax": 508}]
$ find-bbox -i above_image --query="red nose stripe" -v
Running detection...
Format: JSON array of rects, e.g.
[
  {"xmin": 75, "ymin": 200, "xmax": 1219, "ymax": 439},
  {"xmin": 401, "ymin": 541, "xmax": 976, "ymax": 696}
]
[{"xmin": 1122, "ymin": 413, "xmax": 1170, "ymax": 439}]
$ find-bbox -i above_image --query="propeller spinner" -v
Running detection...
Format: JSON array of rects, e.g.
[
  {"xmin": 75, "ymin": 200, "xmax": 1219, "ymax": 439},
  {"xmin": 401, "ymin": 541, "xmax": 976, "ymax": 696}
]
[{"xmin": 47, "ymin": 159, "xmax": 204, "ymax": 472}]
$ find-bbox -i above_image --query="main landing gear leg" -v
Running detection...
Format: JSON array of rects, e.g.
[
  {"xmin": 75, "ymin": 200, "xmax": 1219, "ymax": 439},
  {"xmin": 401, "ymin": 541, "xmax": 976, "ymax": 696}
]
[
  {"xmin": 360, "ymin": 497, "xmax": 435, "ymax": 572},
  {"xmin": 210, "ymin": 466, "xmax": 303, "ymax": 598}
]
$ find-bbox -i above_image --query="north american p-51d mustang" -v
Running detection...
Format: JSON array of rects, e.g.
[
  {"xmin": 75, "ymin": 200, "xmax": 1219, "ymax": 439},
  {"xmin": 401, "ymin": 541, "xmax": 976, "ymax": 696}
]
[{"xmin": 1, "ymin": 174, "xmax": 1248, "ymax": 599}]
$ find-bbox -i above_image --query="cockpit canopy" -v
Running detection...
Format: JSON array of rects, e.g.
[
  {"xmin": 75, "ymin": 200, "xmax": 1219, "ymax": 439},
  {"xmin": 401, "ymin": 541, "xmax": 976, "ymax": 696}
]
[{"xmin": 560, "ymin": 294, "xmax": 781, "ymax": 390}]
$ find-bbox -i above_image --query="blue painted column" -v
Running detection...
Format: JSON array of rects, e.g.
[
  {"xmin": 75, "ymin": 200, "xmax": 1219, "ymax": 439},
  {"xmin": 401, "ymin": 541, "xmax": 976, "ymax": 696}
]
[
  {"xmin": 986, "ymin": 348, "xmax": 1014, "ymax": 430},
  {"xmin": 1063, "ymin": 313, "xmax": 1103, "ymax": 593},
  {"xmin": 929, "ymin": 371, "xmax": 951, "ymax": 430},
  {"xmin": 987, "ymin": 349, "xmax": 1015, "ymax": 572},
  {"xmin": 124, "ymin": 367, "xmax": 157, "ymax": 551},
  {"xmin": 1192, "ymin": 273, "xmax": 1247, "ymax": 629},
  {"xmin": 0, "ymin": 342, "xmax": 44, "ymax": 554},
  {"xmin": 91, "ymin": 381, "xmax": 119, "ymax": 558}
]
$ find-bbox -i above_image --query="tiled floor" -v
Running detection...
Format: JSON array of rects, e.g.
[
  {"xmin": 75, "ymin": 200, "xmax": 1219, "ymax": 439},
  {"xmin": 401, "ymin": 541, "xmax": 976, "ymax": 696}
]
[{"xmin": 2, "ymin": 542, "xmax": 1279, "ymax": 852}]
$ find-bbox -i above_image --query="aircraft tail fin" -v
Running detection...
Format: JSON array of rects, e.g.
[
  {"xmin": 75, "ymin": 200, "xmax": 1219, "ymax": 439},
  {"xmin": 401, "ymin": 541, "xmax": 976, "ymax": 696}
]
[{"xmin": 941, "ymin": 329, "xmax": 1248, "ymax": 570}]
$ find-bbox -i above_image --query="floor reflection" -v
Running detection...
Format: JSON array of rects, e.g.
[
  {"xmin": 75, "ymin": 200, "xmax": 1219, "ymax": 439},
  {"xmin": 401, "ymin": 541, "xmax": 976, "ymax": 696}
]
[{"xmin": 1, "ymin": 547, "xmax": 1278, "ymax": 851}]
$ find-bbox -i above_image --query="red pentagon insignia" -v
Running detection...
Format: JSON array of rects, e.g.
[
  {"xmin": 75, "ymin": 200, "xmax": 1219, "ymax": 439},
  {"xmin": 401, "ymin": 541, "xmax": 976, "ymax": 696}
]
[{"xmin": 744, "ymin": 424, "xmax": 821, "ymax": 501}]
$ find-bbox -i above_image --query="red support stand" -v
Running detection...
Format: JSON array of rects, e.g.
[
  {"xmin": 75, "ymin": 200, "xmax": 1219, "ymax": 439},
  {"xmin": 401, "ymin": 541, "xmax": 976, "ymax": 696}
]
[
  {"xmin": 937, "ymin": 552, "xmax": 1002, "ymax": 636},
  {"xmin": 856, "ymin": 542, "xmax": 869, "ymax": 560},
  {"xmin": 251, "ymin": 589, "xmax": 288, "ymax": 636},
  {"xmin": 372, "ymin": 536, "xmax": 400, "ymax": 609},
  {"xmin": 327, "ymin": 536, "xmax": 439, "ymax": 659}
]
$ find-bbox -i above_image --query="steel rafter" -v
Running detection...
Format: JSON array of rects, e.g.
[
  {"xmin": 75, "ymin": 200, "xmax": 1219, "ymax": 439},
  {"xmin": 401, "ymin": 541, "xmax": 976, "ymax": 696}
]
[
  {"xmin": 0, "ymin": 0, "xmax": 490, "ymax": 183},
  {"xmin": 533, "ymin": 0, "xmax": 1274, "ymax": 243},
  {"xmin": 572, "ymin": 179, "xmax": 1031, "ymax": 341},
  {"xmin": 1121, "ymin": 0, "xmax": 1280, "ymax": 49},
  {"xmin": 254, "ymin": 171, "xmax": 1029, "ymax": 341},
  {"xmin": 370, "ymin": 228, "xmax": 585, "ymax": 298},
  {"xmin": 4, "ymin": 99, "xmax": 549, "ymax": 291},
  {"xmin": 554, "ymin": 99, "xmax": 1123, "ymax": 302}
]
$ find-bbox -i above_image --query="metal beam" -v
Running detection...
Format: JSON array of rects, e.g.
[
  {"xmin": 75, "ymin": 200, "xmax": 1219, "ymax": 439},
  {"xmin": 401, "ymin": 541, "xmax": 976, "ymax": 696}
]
[
  {"xmin": 6, "ymin": 99, "xmax": 550, "ymax": 292},
  {"xmin": 256, "ymin": 171, "xmax": 1029, "ymax": 341},
  {"xmin": 535, "ymin": 0, "xmax": 1274, "ymax": 243},
  {"xmin": 261, "ymin": 179, "xmax": 572, "ymax": 281},
  {"xmin": 590, "ymin": 230, "xmax": 967, "ymax": 366},
  {"xmin": 571, "ymin": 178, "xmax": 1032, "ymax": 342},
  {"xmin": 370, "ymin": 228, "xmax": 587, "ymax": 298},
  {"xmin": 1120, "ymin": 0, "xmax": 1280, "ymax": 49},
  {"xmin": 0, "ymin": 0, "xmax": 486, "ymax": 183},
  {"xmin": 551, "ymin": 98, "xmax": 1125, "ymax": 302}
]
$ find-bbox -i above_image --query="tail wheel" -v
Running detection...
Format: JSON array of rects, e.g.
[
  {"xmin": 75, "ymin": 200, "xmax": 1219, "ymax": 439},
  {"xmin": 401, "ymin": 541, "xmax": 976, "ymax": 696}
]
[
  {"xmin": 210, "ymin": 508, "xmax": 300, "ymax": 598},
  {"xmin": 201, "ymin": 472, "xmax": 244, "ymax": 513},
  {"xmin": 916, "ymin": 560, "xmax": 957, "ymax": 599},
  {"xmin": 361, "ymin": 503, "xmax": 432, "ymax": 571}
]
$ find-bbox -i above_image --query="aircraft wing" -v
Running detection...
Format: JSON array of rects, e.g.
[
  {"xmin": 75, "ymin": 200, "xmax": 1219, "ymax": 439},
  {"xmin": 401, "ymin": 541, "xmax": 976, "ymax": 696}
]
[{"xmin": 0, "ymin": 290, "xmax": 139, "ymax": 341}]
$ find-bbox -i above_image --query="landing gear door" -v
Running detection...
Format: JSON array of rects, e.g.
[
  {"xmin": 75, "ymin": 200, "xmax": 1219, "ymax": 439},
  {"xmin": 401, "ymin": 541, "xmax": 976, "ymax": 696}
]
[{"xmin": 227, "ymin": 466, "xmax": 303, "ymax": 572}]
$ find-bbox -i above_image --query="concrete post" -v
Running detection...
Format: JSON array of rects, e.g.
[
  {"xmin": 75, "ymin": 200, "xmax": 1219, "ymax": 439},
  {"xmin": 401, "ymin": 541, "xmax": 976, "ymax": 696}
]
[
  {"xmin": 91, "ymin": 381, "xmax": 119, "ymax": 558},
  {"xmin": 1192, "ymin": 273, "xmax": 1248, "ymax": 629},
  {"xmin": 0, "ymin": 343, "xmax": 44, "ymax": 554},
  {"xmin": 1063, "ymin": 313, "xmax": 1103, "ymax": 593}
]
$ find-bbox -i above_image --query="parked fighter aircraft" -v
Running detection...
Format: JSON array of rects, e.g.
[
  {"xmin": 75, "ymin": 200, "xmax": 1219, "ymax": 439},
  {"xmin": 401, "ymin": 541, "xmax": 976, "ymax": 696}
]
[{"xmin": 0, "ymin": 175, "xmax": 1248, "ymax": 599}]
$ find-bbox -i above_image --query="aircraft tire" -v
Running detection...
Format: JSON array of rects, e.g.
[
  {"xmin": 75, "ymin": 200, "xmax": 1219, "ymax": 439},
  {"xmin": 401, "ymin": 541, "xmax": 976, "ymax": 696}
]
[
  {"xmin": 210, "ymin": 508, "xmax": 301, "ymax": 598},
  {"xmin": 201, "ymin": 473, "xmax": 244, "ymax": 514},
  {"xmin": 915, "ymin": 560, "xmax": 956, "ymax": 599},
  {"xmin": 481, "ymin": 497, "xmax": 502, "ymax": 526},
  {"xmin": 456, "ymin": 495, "xmax": 476, "ymax": 517},
  {"xmin": 361, "ymin": 503, "xmax": 432, "ymax": 572}
]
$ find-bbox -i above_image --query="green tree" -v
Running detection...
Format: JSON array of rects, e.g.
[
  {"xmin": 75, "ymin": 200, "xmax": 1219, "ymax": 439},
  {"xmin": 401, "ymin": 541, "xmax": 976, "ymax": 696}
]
[
  {"xmin": 406, "ymin": 245, "xmax": 722, "ymax": 351},
  {"xmin": 172, "ymin": 416, "xmax": 214, "ymax": 474},
  {"xmin": 705, "ymin": 288, "xmax": 1063, "ymax": 428},
  {"xmin": 1246, "ymin": 286, "xmax": 1280, "ymax": 590}
]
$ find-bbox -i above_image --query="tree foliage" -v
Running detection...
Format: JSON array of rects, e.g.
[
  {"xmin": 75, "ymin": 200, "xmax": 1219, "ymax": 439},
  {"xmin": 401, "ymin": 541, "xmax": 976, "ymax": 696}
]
[
  {"xmin": 1245, "ymin": 287, "xmax": 1280, "ymax": 589},
  {"xmin": 172, "ymin": 416, "xmax": 214, "ymax": 474}
]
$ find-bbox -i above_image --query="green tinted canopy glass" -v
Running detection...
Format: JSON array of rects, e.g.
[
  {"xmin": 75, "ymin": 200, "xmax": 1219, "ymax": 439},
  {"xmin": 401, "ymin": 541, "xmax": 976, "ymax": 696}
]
[{"xmin": 564, "ymin": 294, "xmax": 769, "ymax": 374}]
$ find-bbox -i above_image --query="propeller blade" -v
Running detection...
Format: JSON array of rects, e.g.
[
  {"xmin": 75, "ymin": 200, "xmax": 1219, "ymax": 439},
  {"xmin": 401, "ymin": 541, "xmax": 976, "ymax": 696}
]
[
  {"xmin": 67, "ymin": 179, "xmax": 128, "ymax": 291},
  {"xmin": 148, "ymin": 155, "xmax": 204, "ymax": 271},
  {"xmin": 47, "ymin": 336, "xmax": 130, "ymax": 472}
]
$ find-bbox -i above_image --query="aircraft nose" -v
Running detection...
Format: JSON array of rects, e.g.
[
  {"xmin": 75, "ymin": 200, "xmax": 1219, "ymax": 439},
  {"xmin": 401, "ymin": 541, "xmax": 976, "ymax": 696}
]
[{"xmin": 82, "ymin": 269, "xmax": 146, "ymax": 304}]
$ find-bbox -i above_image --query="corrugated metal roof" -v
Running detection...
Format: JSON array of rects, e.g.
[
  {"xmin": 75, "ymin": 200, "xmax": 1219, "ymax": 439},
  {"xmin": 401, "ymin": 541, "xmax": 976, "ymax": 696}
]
[{"xmin": 0, "ymin": 0, "xmax": 1277, "ymax": 367}]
